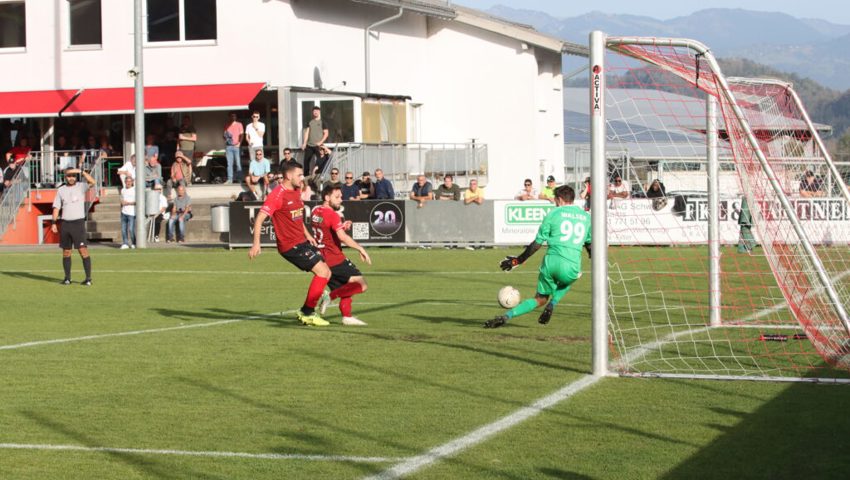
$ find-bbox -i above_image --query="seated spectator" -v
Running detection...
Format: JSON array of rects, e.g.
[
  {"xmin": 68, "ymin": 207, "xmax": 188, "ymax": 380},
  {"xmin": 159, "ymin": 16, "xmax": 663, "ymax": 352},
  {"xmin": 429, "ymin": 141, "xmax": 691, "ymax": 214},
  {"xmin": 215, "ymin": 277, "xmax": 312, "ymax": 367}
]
[
  {"xmin": 608, "ymin": 173, "xmax": 630, "ymax": 200},
  {"xmin": 144, "ymin": 134, "xmax": 159, "ymax": 163},
  {"xmin": 314, "ymin": 145, "xmax": 332, "ymax": 175},
  {"xmin": 539, "ymin": 175, "xmax": 557, "ymax": 202},
  {"xmin": 117, "ymin": 154, "xmax": 137, "ymax": 185},
  {"xmin": 167, "ymin": 185, "xmax": 192, "ymax": 243},
  {"xmin": 409, "ymin": 175, "xmax": 433, "ymax": 208},
  {"xmin": 464, "ymin": 178, "xmax": 485, "ymax": 205},
  {"xmin": 144, "ymin": 155, "xmax": 163, "ymax": 190},
  {"xmin": 645, "ymin": 179, "xmax": 667, "ymax": 198},
  {"xmin": 799, "ymin": 170, "xmax": 824, "ymax": 198},
  {"xmin": 120, "ymin": 176, "xmax": 136, "ymax": 249},
  {"xmin": 579, "ymin": 177, "xmax": 591, "ymax": 210},
  {"xmin": 267, "ymin": 169, "xmax": 283, "ymax": 192},
  {"xmin": 356, "ymin": 171, "xmax": 374, "ymax": 200},
  {"xmin": 300, "ymin": 181, "xmax": 314, "ymax": 201},
  {"xmin": 281, "ymin": 147, "xmax": 295, "ymax": 165},
  {"xmin": 246, "ymin": 149, "xmax": 270, "ymax": 199},
  {"xmin": 434, "ymin": 174, "xmax": 461, "ymax": 201},
  {"xmin": 327, "ymin": 168, "xmax": 342, "ymax": 187},
  {"xmin": 5, "ymin": 137, "xmax": 32, "ymax": 166},
  {"xmin": 373, "ymin": 168, "xmax": 394, "ymax": 199},
  {"xmin": 152, "ymin": 186, "xmax": 169, "ymax": 243},
  {"xmin": 2, "ymin": 161, "xmax": 22, "ymax": 196},
  {"xmin": 99, "ymin": 135, "xmax": 116, "ymax": 157},
  {"xmin": 341, "ymin": 172, "xmax": 360, "ymax": 200},
  {"xmin": 167, "ymin": 151, "xmax": 192, "ymax": 199},
  {"xmin": 516, "ymin": 178, "xmax": 537, "ymax": 201}
]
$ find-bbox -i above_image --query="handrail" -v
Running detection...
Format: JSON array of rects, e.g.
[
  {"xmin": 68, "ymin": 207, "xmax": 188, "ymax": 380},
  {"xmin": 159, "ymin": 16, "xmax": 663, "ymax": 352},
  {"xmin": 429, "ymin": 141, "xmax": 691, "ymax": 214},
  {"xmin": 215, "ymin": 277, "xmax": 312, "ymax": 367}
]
[{"xmin": 0, "ymin": 164, "xmax": 31, "ymax": 240}]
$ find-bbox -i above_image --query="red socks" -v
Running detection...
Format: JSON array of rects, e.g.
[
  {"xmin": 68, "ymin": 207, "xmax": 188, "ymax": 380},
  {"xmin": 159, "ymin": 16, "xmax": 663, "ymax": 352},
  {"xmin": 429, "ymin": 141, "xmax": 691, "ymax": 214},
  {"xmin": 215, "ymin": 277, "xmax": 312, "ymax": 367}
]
[
  {"xmin": 330, "ymin": 283, "xmax": 364, "ymax": 300},
  {"xmin": 304, "ymin": 275, "xmax": 329, "ymax": 309},
  {"xmin": 339, "ymin": 297, "xmax": 353, "ymax": 317}
]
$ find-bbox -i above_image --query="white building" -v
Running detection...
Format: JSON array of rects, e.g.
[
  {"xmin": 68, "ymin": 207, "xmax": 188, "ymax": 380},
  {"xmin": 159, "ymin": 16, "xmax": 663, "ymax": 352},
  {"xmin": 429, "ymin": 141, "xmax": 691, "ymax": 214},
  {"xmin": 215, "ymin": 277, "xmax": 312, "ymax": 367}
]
[{"xmin": 0, "ymin": 0, "xmax": 584, "ymax": 198}]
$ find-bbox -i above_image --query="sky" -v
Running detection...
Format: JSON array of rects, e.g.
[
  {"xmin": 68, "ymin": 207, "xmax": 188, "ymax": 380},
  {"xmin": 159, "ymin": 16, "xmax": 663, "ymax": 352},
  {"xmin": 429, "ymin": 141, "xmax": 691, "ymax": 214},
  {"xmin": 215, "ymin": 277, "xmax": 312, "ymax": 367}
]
[{"xmin": 452, "ymin": 0, "xmax": 850, "ymax": 25}]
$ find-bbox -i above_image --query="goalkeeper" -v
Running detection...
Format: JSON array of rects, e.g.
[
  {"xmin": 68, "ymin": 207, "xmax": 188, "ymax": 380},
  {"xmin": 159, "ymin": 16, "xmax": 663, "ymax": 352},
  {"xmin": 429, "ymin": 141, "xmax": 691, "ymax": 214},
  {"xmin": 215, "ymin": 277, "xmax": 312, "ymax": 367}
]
[{"xmin": 486, "ymin": 185, "xmax": 591, "ymax": 328}]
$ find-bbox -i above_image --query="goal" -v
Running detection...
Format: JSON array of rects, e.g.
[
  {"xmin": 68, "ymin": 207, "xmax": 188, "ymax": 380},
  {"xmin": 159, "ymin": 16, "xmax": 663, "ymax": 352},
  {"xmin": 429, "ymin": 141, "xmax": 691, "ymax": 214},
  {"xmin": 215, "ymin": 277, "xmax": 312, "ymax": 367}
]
[{"xmin": 587, "ymin": 32, "xmax": 850, "ymax": 382}]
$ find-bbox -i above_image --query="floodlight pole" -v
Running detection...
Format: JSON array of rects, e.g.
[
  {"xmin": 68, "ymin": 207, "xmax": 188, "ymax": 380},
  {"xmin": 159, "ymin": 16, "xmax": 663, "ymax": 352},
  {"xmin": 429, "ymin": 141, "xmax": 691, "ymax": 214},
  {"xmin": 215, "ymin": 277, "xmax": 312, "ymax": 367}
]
[
  {"xmin": 133, "ymin": 0, "xmax": 146, "ymax": 248},
  {"xmin": 589, "ymin": 31, "xmax": 609, "ymax": 377},
  {"xmin": 707, "ymin": 96, "xmax": 721, "ymax": 327}
]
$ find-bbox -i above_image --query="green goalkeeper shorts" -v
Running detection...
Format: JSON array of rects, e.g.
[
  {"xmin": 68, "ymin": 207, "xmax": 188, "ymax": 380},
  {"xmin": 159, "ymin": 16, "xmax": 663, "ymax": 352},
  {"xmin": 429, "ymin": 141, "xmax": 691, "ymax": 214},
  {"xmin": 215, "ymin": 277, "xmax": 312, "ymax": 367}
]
[{"xmin": 536, "ymin": 255, "xmax": 581, "ymax": 297}]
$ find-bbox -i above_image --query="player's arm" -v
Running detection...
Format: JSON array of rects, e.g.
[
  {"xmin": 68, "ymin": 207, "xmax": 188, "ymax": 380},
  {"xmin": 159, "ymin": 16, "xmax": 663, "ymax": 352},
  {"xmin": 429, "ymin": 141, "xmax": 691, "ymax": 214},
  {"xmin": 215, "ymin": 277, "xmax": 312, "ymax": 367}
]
[
  {"xmin": 335, "ymin": 227, "xmax": 372, "ymax": 265},
  {"xmin": 51, "ymin": 206, "xmax": 60, "ymax": 233},
  {"xmin": 248, "ymin": 210, "xmax": 269, "ymax": 259},
  {"xmin": 500, "ymin": 241, "xmax": 543, "ymax": 271}
]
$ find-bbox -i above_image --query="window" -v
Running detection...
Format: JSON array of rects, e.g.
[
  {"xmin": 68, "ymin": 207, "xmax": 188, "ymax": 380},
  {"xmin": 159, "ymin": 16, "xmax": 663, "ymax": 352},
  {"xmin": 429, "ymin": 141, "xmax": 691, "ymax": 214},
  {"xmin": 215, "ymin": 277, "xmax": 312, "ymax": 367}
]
[
  {"xmin": 300, "ymin": 100, "xmax": 356, "ymax": 143},
  {"xmin": 362, "ymin": 100, "xmax": 406, "ymax": 144},
  {"xmin": 147, "ymin": 0, "xmax": 216, "ymax": 43},
  {"xmin": 0, "ymin": 1, "xmax": 26, "ymax": 49},
  {"xmin": 69, "ymin": 0, "xmax": 102, "ymax": 46}
]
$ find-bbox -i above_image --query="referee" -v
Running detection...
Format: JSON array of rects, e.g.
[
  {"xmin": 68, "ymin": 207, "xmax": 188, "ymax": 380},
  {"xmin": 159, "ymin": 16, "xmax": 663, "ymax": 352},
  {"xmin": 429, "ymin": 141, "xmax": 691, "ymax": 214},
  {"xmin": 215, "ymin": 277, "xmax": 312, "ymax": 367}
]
[{"xmin": 51, "ymin": 168, "xmax": 95, "ymax": 286}]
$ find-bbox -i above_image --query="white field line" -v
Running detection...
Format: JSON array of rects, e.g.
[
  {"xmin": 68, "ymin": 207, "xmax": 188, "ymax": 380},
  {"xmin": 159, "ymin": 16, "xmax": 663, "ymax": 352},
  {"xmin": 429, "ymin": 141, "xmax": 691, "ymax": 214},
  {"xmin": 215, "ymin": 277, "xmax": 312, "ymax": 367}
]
[
  {"xmin": 0, "ymin": 311, "xmax": 290, "ymax": 352},
  {"xmin": 0, "ymin": 443, "xmax": 401, "ymax": 463},
  {"xmin": 364, "ymin": 375, "xmax": 602, "ymax": 480}
]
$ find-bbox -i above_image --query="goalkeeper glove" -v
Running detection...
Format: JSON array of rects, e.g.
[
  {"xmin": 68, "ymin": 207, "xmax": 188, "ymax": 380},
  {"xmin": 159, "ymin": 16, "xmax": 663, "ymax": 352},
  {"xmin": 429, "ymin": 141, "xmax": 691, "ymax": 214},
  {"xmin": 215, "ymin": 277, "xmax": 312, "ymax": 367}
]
[{"xmin": 500, "ymin": 256, "xmax": 521, "ymax": 271}]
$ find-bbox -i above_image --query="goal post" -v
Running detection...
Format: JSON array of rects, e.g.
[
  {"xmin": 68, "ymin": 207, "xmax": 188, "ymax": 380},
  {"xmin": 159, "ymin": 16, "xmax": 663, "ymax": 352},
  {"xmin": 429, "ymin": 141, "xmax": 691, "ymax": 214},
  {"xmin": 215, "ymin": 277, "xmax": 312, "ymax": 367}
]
[{"xmin": 588, "ymin": 31, "xmax": 850, "ymax": 382}]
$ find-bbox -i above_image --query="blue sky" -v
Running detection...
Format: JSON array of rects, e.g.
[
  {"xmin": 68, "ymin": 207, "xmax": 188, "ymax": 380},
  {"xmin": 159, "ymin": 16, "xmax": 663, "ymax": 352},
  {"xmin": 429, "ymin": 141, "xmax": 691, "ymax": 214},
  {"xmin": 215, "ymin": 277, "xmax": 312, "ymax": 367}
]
[{"xmin": 452, "ymin": 0, "xmax": 850, "ymax": 24}]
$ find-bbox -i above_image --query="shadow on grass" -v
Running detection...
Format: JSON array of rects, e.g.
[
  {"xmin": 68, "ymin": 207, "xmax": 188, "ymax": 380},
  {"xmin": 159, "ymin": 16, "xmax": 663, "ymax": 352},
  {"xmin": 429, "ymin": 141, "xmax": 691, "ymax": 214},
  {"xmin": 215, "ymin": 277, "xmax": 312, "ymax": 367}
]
[
  {"xmin": 149, "ymin": 307, "xmax": 290, "ymax": 326},
  {"xmin": 536, "ymin": 468, "xmax": 594, "ymax": 479},
  {"xmin": 1, "ymin": 271, "xmax": 59, "ymax": 284},
  {"xmin": 20, "ymin": 410, "xmax": 222, "ymax": 480},
  {"xmin": 661, "ymin": 376, "xmax": 850, "ymax": 480}
]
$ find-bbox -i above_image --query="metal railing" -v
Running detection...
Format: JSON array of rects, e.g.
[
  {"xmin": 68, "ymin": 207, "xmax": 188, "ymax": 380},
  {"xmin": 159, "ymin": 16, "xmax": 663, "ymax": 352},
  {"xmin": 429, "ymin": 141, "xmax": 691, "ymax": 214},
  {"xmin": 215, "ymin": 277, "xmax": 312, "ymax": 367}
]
[
  {"xmin": 0, "ymin": 165, "xmax": 31, "ymax": 240},
  {"xmin": 27, "ymin": 149, "xmax": 105, "ymax": 188}
]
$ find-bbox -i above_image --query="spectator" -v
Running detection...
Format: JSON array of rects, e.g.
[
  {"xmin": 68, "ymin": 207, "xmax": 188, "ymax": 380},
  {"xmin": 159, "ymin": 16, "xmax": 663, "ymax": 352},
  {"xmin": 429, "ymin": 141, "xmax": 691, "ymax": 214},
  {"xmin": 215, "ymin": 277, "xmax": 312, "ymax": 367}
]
[
  {"xmin": 120, "ymin": 176, "xmax": 136, "ymax": 249},
  {"xmin": 245, "ymin": 110, "xmax": 265, "ymax": 159},
  {"xmin": 314, "ymin": 145, "xmax": 332, "ymax": 175},
  {"xmin": 645, "ymin": 179, "xmax": 667, "ymax": 198},
  {"xmin": 300, "ymin": 181, "xmax": 314, "ymax": 201},
  {"xmin": 799, "ymin": 170, "xmax": 824, "ymax": 198},
  {"xmin": 167, "ymin": 184, "xmax": 193, "ymax": 243},
  {"xmin": 301, "ymin": 106, "xmax": 328, "ymax": 176},
  {"xmin": 608, "ymin": 173, "xmax": 630, "ymax": 200},
  {"xmin": 167, "ymin": 150, "xmax": 193, "ymax": 199},
  {"xmin": 98, "ymin": 135, "xmax": 115, "ymax": 157},
  {"xmin": 246, "ymin": 148, "xmax": 271, "ymax": 199},
  {"xmin": 117, "ymin": 154, "xmax": 137, "ymax": 184},
  {"xmin": 516, "ymin": 178, "xmax": 537, "ymax": 201},
  {"xmin": 151, "ymin": 185, "xmax": 169, "ymax": 243},
  {"xmin": 5, "ymin": 137, "xmax": 32, "ymax": 166},
  {"xmin": 434, "ymin": 174, "xmax": 461, "ymax": 201},
  {"xmin": 2, "ymin": 161, "xmax": 21, "ymax": 195},
  {"xmin": 178, "ymin": 115, "xmax": 197, "ymax": 161},
  {"xmin": 281, "ymin": 147, "xmax": 295, "ymax": 165},
  {"xmin": 539, "ymin": 175, "xmax": 558, "ymax": 202},
  {"xmin": 373, "ymin": 168, "xmax": 395, "ymax": 199},
  {"xmin": 464, "ymin": 178, "xmax": 485, "ymax": 205},
  {"xmin": 341, "ymin": 172, "xmax": 360, "ymax": 200},
  {"xmin": 579, "ymin": 177, "xmax": 591, "ymax": 210},
  {"xmin": 327, "ymin": 167, "xmax": 342, "ymax": 187},
  {"xmin": 223, "ymin": 112, "xmax": 244, "ymax": 184},
  {"xmin": 144, "ymin": 155, "xmax": 163, "ymax": 190},
  {"xmin": 268, "ymin": 169, "xmax": 284, "ymax": 192},
  {"xmin": 356, "ymin": 171, "xmax": 374, "ymax": 200},
  {"xmin": 409, "ymin": 175, "xmax": 433, "ymax": 208},
  {"xmin": 144, "ymin": 134, "xmax": 159, "ymax": 163}
]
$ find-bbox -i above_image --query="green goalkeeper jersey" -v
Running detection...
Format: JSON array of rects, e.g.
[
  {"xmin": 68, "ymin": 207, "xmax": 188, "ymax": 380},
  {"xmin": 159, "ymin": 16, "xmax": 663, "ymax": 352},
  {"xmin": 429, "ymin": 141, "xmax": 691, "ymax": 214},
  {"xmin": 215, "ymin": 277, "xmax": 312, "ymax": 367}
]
[{"xmin": 534, "ymin": 204, "xmax": 591, "ymax": 265}]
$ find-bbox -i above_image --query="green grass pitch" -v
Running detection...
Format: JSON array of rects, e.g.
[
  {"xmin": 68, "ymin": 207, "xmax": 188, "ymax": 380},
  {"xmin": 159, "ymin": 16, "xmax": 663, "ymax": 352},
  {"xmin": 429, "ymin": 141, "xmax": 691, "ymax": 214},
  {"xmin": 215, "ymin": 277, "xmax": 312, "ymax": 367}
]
[{"xmin": 0, "ymin": 247, "xmax": 848, "ymax": 479}]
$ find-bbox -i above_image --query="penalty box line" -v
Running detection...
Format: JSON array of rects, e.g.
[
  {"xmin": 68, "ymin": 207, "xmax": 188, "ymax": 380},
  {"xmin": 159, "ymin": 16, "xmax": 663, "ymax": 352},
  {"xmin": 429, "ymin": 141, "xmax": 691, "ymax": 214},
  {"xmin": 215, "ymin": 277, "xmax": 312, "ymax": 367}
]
[{"xmin": 0, "ymin": 443, "xmax": 402, "ymax": 464}]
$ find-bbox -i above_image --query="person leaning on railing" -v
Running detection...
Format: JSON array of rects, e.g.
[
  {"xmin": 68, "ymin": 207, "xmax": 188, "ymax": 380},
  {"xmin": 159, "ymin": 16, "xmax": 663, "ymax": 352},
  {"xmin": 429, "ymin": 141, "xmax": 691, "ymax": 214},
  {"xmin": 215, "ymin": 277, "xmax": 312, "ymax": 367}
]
[{"xmin": 463, "ymin": 178, "xmax": 485, "ymax": 205}]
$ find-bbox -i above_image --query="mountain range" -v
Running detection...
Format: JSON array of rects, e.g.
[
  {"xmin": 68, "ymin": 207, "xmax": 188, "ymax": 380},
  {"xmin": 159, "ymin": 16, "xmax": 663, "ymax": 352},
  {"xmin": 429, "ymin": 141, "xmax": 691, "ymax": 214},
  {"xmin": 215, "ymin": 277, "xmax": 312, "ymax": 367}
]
[{"xmin": 488, "ymin": 6, "xmax": 850, "ymax": 92}]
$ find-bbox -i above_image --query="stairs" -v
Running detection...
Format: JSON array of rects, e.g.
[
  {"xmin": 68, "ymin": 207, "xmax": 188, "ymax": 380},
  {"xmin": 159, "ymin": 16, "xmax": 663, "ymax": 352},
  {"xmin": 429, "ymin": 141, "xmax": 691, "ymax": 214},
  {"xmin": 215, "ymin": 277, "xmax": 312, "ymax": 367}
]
[{"xmin": 87, "ymin": 185, "xmax": 244, "ymax": 244}]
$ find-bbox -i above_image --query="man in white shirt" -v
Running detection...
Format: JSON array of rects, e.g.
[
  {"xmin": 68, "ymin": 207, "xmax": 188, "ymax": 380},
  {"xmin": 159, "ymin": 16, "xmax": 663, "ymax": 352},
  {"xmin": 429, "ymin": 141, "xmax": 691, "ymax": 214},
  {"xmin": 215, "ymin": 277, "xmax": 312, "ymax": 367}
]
[
  {"xmin": 120, "ymin": 176, "xmax": 137, "ymax": 249},
  {"xmin": 245, "ymin": 110, "xmax": 265, "ymax": 158},
  {"xmin": 608, "ymin": 173, "xmax": 630, "ymax": 200},
  {"xmin": 117, "ymin": 154, "xmax": 137, "ymax": 185}
]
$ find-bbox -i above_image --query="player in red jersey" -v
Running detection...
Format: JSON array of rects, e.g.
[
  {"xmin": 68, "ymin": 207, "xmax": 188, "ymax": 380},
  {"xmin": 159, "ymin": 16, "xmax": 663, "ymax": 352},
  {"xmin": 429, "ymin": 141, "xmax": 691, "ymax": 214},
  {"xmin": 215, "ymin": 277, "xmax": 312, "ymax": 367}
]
[
  {"xmin": 311, "ymin": 184, "xmax": 372, "ymax": 326},
  {"xmin": 248, "ymin": 161, "xmax": 331, "ymax": 326}
]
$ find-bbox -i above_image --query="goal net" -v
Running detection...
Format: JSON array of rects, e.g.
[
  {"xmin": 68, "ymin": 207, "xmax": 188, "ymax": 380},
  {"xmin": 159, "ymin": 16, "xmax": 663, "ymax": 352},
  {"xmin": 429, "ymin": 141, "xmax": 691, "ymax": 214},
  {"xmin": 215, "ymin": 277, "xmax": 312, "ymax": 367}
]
[{"xmin": 592, "ymin": 35, "xmax": 850, "ymax": 381}]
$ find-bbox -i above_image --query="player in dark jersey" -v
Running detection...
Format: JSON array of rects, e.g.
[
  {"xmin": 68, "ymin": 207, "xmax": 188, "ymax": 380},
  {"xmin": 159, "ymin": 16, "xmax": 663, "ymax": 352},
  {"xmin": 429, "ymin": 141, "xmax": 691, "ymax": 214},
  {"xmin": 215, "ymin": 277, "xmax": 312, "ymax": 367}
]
[
  {"xmin": 248, "ymin": 161, "xmax": 331, "ymax": 326},
  {"xmin": 311, "ymin": 184, "xmax": 372, "ymax": 325}
]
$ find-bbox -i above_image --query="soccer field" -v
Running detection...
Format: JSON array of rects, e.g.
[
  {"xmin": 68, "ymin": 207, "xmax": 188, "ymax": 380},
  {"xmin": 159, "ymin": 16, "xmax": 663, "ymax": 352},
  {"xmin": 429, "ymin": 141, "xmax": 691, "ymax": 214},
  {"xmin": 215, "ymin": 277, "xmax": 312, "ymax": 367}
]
[{"xmin": 0, "ymin": 247, "xmax": 848, "ymax": 479}]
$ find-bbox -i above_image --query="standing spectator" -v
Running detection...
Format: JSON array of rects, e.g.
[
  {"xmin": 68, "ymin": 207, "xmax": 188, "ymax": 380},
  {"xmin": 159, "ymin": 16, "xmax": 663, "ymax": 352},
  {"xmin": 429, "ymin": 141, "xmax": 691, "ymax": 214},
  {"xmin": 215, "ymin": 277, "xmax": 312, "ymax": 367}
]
[
  {"xmin": 98, "ymin": 135, "xmax": 115, "ymax": 157},
  {"xmin": 178, "ymin": 115, "xmax": 197, "ymax": 161},
  {"xmin": 2, "ymin": 160, "xmax": 21, "ymax": 195},
  {"xmin": 579, "ymin": 177, "xmax": 591, "ymax": 211},
  {"xmin": 301, "ymin": 106, "xmax": 328, "ymax": 176},
  {"xmin": 645, "ymin": 179, "xmax": 666, "ymax": 198},
  {"xmin": 355, "ymin": 171, "xmax": 374, "ymax": 200},
  {"xmin": 516, "ymin": 179, "xmax": 537, "ymax": 200},
  {"xmin": 223, "ymin": 112, "xmax": 244, "ymax": 184},
  {"xmin": 341, "ymin": 171, "xmax": 360, "ymax": 200},
  {"xmin": 434, "ymin": 174, "xmax": 461, "ymax": 201},
  {"xmin": 144, "ymin": 134, "xmax": 159, "ymax": 163},
  {"xmin": 799, "ymin": 170, "xmax": 824, "ymax": 198},
  {"xmin": 120, "ymin": 176, "xmax": 136, "ymax": 249},
  {"xmin": 5, "ymin": 137, "xmax": 32, "ymax": 166},
  {"xmin": 409, "ymin": 175, "xmax": 433, "ymax": 208},
  {"xmin": 246, "ymin": 149, "xmax": 271, "ymax": 199},
  {"xmin": 144, "ymin": 155, "xmax": 162, "ymax": 190},
  {"xmin": 464, "ymin": 178, "xmax": 485, "ymax": 205},
  {"xmin": 117, "ymin": 154, "xmax": 137, "ymax": 184},
  {"xmin": 245, "ymin": 110, "xmax": 265, "ymax": 159},
  {"xmin": 372, "ymin": 168, "xmax": 395, "ymax": 200},
  {"xmin": 167, "ymin": 150, "xmax": 193, "ymax": 198},
  {"xmin": 167, "ymin": 185, "xmax": 193, "ymax": 243},
  {"xmin": 608, "ymin": 173, "xmax": 630, "ymax": 200},
  {"xmin": 539, "ymin": 175, "xmax": 558, "ymax": 202},
  {"xmin": 51, "ymin": 168, "xmax": 96, "ymax": 285}
]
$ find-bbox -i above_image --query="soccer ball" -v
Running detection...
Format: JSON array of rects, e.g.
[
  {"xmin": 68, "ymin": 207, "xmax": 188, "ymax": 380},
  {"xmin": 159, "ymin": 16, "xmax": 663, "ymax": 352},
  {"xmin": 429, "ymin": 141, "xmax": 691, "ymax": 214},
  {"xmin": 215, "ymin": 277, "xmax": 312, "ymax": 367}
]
[{"xmin": 498, "ymin": 286, "xmax": 521, "ymax": 309}]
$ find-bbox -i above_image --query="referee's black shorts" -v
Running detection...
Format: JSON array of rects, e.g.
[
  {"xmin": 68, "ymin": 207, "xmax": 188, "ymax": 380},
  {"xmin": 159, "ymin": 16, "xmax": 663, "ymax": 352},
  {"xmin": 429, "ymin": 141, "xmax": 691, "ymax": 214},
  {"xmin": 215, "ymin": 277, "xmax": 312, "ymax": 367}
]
[
  {"xmin": 59, "ymin": 219, "xmax": 87, "ymax": 250},
  {"xmin": 328, "ymin": 258, "xmax": 362, "ymax": 291},
  {"xmin": 280, "ymin": 242, "xmax": 323, "ymax": 272}
]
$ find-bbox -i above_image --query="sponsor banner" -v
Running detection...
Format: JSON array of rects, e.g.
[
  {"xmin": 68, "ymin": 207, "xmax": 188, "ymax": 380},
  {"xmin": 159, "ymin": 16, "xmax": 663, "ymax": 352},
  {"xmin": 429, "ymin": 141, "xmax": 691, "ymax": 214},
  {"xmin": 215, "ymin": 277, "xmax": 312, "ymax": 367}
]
[
  {"xmin": 494, "ymin": 197, "xmax": 850, "ymax": 245},
  {"xmin": 228, "ymin": 200, "xmax": 405, "ymax": 247}
]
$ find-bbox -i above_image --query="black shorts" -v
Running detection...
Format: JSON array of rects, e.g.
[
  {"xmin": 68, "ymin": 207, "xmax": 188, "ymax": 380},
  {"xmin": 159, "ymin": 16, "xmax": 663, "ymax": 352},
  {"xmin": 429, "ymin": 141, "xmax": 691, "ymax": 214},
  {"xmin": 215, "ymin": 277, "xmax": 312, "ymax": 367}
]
[
  {"xmin": 280, "ymin": 242, "xmax": 323, "ymax": 272},
  {"xmin": 59, "ymin": 219, "xmax": 87, "ymax": 250},
  {"xmin": 328, "ymin": 259, "xmax": 362, "ymax": 291}
]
